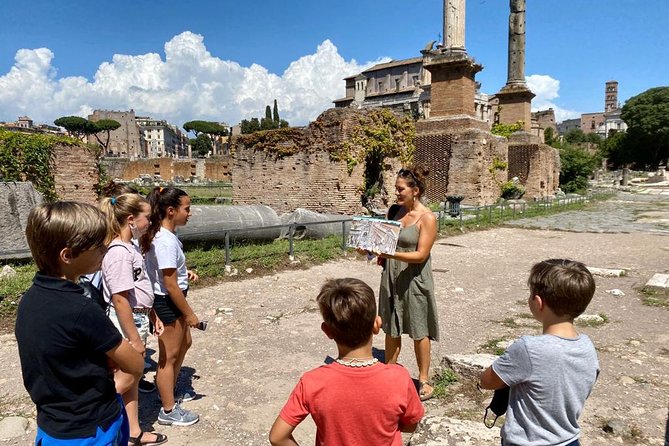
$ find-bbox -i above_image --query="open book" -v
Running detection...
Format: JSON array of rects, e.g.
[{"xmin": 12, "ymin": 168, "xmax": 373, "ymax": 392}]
[{"xmin": 346, "ymin": 217, "xmax": 402, "ymax": 255}]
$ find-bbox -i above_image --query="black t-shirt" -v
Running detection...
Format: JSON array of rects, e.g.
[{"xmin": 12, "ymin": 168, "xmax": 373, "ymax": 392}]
[{"xmin": 14, "ymin": 273, "xmax": 123, "ymax": 439}]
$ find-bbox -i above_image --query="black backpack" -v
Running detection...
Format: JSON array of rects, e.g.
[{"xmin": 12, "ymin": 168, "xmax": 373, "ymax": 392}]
[{"xmin": 80, "ymin": 271, "xmax": 110, "ymax": 315}]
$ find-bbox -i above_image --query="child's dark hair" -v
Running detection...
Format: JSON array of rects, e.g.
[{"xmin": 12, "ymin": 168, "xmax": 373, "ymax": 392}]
[
  {"xmin": 316, "ymin": 278, "xmax": 377, "ymax": 348},
  {"xmin": 397, "ymin": 165, "xmax": 429, "ymax": 198},
  {"xmin": 140, "ymin": 187, "xmax": 188, "ymax": 254},
  {"xmin": 26, "ymin": 202, "xmax": 108, "ymax": 276},
  {"xmin": 528, "ymin": 259, "xmax": 596, "ymax": 318}
]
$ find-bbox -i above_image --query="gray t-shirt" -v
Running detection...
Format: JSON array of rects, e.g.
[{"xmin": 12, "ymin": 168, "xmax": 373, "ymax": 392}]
[{"xmin": 492, "ymin": 334, "xmax": 599, "ymax": 446}]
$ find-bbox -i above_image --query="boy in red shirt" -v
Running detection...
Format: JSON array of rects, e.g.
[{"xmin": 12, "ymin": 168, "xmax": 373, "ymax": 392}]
[{"xmin": 269, "ymin": 278, "xmax": 424, "ymax": 446}]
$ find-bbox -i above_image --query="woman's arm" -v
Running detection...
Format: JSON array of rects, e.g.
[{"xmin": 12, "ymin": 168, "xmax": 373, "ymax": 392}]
[
  {"xmin": 162, "ymin": 267, "xmax": 199, "ymax": 327},
  {"xmin": 381, "ymin": 213, "xmax": 437, "ymax": 264},
  {"xmin": 111, "ymin": 291, "xmax": 144, "ymax": 355}
]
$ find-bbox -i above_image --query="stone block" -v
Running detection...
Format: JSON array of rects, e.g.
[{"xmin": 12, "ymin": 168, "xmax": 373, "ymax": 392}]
[
  {"xmin": 0, "ymin": 182, "xmax": 42, "ymax": 260},
  {"xmin": 645, "ymin": 273, "xmax": 669, "ymax": 289},
  {"xmin": 441, "ymin": 353, "xmax": 497, "ymax": 381},
  {"xmin": 587, "ymin": 267, "xmax": 627, "ymax": 277}
]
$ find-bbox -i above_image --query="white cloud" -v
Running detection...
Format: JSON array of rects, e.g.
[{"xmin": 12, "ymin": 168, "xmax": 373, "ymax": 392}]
[
  {"xmin": 526, "ymin": 74, "xmax": 581, "ymax": 122},
  {"xmin": 0, "ymin": 32, "xmax": 386, "ymax": 127}
]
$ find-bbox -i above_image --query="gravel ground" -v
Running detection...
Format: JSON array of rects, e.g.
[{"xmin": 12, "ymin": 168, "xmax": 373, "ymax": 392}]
[{"xmin": 1, "ymin": 189, "xmax": 668, "ymax": 445}]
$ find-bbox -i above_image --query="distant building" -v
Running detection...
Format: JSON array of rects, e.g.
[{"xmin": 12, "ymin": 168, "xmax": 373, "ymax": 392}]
[
  {"xmin": 532, "ymin": 108, "xmax": 557, "ymax": 136},
  {"xmin": 88, "ymin": 110, "xmax": 144, "ymax": 158},
  {"xmin": 136, "ymin": 117, "xmax": 189, "ymax": 158},
  {"xmin": 580, "ymin": 112, "xmax": 605, "ymax": 136},
  {"xmin": 556, "ymin": 118, "xmax": 580, "ymax": 135},
  {"xmin": 602, "ymin": 81, "xmax": 627, "ymax": 137},
  {"xmin": 0, "ymin": 116, "xmax": 65, "ymax": 135},
  {"xmin": 333, "ymin": 56, "xmax": 492, "ymax": 124}
]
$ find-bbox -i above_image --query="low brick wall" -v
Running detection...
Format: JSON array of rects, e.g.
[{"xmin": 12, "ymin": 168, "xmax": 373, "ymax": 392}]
[
  {"xmin": 102, "ymin": 157, "xmax": 231, "ymax": 182},
  {"xmin": 508, "ymin": 143, "xmax": 560, "ymax": 199}
]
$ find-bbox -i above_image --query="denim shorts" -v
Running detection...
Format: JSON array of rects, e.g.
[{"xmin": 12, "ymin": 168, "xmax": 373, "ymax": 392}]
[
  {"xmin": 108, "ymin": 307, "xmax": 150, "ymax": 343},
  {"xmin": 152, "ymin": 288, "xmax": 188, "ymax": 324}
]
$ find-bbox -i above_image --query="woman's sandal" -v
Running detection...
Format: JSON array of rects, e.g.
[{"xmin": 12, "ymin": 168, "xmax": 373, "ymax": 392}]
[
  {"xmin": 419, "ymin": 380, "xmax": 434, "ymax": 402},
  {"xmin": 128, "ymin": 431, "xmax": 168, "ymax": 446}
]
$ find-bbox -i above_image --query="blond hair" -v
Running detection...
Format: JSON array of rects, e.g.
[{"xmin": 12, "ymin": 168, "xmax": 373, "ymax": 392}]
[
  {"xmin": 98, "ymin": 193, "xmax": 150, "ymax": 238},
  {"xmin": 26, "ymin": 202, "xmax": 109, "ymax": 276}
]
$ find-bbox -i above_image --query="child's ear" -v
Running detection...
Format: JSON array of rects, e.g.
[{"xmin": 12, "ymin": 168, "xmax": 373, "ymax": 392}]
[
  {"xmin": 321, "ymin": 322, "xmax": 334, "ymax": 339},
  {"xmin": 534, "ymin": 294, "xmax": 545, "ymax": 312},
  {"xmin": 373, "ymin": 316, "xmax": 382, "ymax": 335},
  {"xmin": 59, "ymin": 247, "xmax": 73, "ymax": 264}
]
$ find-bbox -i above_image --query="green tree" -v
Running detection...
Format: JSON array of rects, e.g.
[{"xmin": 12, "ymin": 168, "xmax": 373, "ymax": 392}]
[
  {"xmin": 564, "ymin": 128, "xmax": 586, "ymax": 144},
  {"xmin": 54, "ymin": 116, "xmax": 94, "ymax": 138},
  {"xmin": 90, "ymin": 119, "xmax": 121, "ymax": 152},
  {"xmin": 618, "ymin": 86, "xmax": 669, "ymax": 168},
  {"xmin": 491, "ymin": 121, "xmax": 523, "ymax": 138},
  {"xmin": 190, "ymin": 134, "xmax": 213, "ymax": 157},
  {"xmin": 279, "ymin": 119, "xmax": 289, "ymax": 128},
  {"xmin": 183, "ymin": 120, "xmax": 228, "ymax": 147},
  {"xmin": 559, "ymin": 145, "xmax": 599, "ymax": 193},
  {"xmin": 273, "ymin": 99, "xmax": 280, "ymax": 124},
  {"xmin": 265, "ymin": 105, "xmax": 272, "ymax": 123},
  {"xmin": 544, "ymin": 127, "xmax": 555, "ymax": 146}
]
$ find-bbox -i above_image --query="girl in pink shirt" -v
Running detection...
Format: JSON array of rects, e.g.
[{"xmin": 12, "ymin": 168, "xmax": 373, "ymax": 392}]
[{"xmin": 100, "ymin": 193, "xmax": 167, "ymax": 446}]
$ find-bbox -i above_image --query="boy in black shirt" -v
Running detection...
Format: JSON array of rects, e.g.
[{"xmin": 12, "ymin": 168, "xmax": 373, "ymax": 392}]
[{"xmin": 15, "ymin": 202, "xmax": 144, "ymax": 445}]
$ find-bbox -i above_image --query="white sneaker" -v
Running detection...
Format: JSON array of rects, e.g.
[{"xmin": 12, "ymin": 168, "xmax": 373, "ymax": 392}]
[{"xmin": 157, "ymin": 403, "xmax": 199, "ymax": 426}]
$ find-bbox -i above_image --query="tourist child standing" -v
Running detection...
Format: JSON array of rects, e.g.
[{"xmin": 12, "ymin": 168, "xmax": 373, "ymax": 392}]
[
  {"xmin": 15, "ymin": 201, "xmax": 144, "ymax": 445},
  {"xmin": 480, "ymin": 259, "xmax": 600, "ymax": 446},
  {"xmin": 99, "ymin": 193, "xmax": 168, "ymax": 446},
  {"xmin": 141, "ymin": 187, "xmax": 200, "ymax": 426},
  {"xmin": 269, "ymin": 278, "xmax": 424, "ymax": 446}
]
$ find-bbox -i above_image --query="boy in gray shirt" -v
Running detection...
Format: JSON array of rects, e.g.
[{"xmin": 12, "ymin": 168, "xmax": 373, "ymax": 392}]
[{"xmin": 480, "ymin": 259, "xmax": 600, "ymax": 446}]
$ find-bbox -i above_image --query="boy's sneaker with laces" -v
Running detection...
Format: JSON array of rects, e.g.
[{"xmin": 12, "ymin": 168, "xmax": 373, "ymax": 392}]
[
  {"xmin": 157, "ymin": 403, "xmax": 199, "ymax": 426},
  {"xmin": 138, "ymin": 378, "xmax": 156, "ymax": 393}
]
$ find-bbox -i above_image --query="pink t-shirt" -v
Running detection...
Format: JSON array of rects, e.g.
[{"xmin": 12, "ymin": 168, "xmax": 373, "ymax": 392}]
[
  {"xmin": 280, "ymin": 362, "xmax": 424, "ymax": 446},
  {"xmin": 102, "ymin": 240, "xmax": 154, "ymax": 308}
]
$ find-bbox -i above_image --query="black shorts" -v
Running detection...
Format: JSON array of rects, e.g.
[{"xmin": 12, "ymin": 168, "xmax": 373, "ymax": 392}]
[{"xmin": 152, "ymin": 288, "xmax": 188, "ymax": 324}]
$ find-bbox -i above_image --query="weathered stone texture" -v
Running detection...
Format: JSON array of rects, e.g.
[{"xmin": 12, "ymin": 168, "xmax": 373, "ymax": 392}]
[
  {"xmin": 507, "ymin": 142, "xmax": 560, "ymax": 199},
  {"xmin": 231, "ymin": 108, "xmax": 405, "ymax": 215},
  {"xmin": 0, "ymin": 182, "xmax": 42, "ymax": 260},
  {"xmin": 415, "ymin": 119, "xmax": 507, "ymax": 205},
  {"xmin": 426, "ymin": 60, "xmax": 480, "ymax": 118},
  {"xmin": 102, "ymin": 157, "xmax": 231, "ymax": 182},
  {"xmin": 52, "ymin": 143, "xmax": 99, "ymax": 204}
]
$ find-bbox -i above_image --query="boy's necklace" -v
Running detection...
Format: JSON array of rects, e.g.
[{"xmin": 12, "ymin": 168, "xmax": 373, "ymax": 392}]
[{"xmin": 334, "ymin": 356, "xmax": 379, "ymax": 367}]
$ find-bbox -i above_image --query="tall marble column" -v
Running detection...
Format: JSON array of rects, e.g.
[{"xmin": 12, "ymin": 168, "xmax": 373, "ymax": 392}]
[
  {"xmin": 444, "ymin": 0, "xmax": 466, "ymax": 52},
  {"xmin": 495, "ymin": 0, "xmax": 534, "ymax": 132},
  {"xmin": 506, "ymin": 0, "xmax": 526, "ymax": 86}
]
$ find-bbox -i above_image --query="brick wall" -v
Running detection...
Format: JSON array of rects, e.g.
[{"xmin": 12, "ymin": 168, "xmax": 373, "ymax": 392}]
[
  {"xmin": 508, "ymin": 143, "xmax": 560, "ymax": 199},
  {"xmin": 102, "ymin": 157, "xmax": 231, "ymax": 182},
  {"xmin": 231, "ymin": 108, "xmax": 408, "ymax": 214},
  {"xmin": 52, "ymin": 143, "xmax": 99, "ymax": 204},
  {"xmin": 415, "ymin": 119, "xmax": 507, "ymax": 205},
  {"xmin": 429, "ymin": 65, "xmax": 478, "ymax": 117}
]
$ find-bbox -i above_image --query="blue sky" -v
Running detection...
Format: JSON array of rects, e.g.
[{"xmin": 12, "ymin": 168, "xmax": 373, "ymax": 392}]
[{"xmin": 1, "ymin": 0, "xmax": 667, "ymax": 126}]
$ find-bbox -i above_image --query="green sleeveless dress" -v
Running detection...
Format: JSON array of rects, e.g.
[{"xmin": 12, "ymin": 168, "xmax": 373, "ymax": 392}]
[{"xmin": 379, "ymin": 224, "xmax": 440, "ymax": 341}]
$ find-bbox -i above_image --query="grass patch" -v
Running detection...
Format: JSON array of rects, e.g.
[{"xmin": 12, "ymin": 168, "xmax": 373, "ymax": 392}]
[
  {"xmin": 478, "ymin": 337, "xmax": 508, "ymax": 356},
  {"xmin": 432, "ymin": 368, "xmax": 458, "ymax": 399},
  {"xmin": 640, "ymin": 286, "xmax": 669, "ymax": 308},
  {"xmin": 185, "ymin": 235, "xmax": 346, "ymax": 287}
]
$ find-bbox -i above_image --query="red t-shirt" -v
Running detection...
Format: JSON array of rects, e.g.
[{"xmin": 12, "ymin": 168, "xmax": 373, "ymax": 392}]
[{"xmin": 279, "ymin": 362, "xmax": 424, "ymax": 446}]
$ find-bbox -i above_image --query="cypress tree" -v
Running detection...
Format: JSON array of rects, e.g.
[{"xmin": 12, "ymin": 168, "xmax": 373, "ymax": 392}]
[{"xmin": 273, "ymin": 99, "xmax": 280, "ymax": 124}]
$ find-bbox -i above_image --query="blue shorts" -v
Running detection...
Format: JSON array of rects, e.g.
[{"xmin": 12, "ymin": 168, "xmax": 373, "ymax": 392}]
[{"xmin": 35, "ymin": 395, "xmax": 129, "ymax": 446}]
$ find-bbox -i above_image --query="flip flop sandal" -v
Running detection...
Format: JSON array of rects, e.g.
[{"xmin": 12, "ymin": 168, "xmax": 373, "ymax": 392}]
[
  {"xmin": 419, "ymin": 380, "xmax": 434, "ymax": 402},
  {"xmin": 128, "ymin": 431, "xmax": 168, "ymax": 446}
]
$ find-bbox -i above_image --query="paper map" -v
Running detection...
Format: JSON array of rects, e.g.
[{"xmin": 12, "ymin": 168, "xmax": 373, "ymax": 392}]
[{"xmin": 346, "ymin": 217, "xmax": 402, "ymax": 255}]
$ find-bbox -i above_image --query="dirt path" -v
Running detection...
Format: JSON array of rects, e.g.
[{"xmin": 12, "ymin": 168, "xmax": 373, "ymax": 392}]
[{"xmin": 1, "ymin": 192, "xmax": 669, "ymax": 445}]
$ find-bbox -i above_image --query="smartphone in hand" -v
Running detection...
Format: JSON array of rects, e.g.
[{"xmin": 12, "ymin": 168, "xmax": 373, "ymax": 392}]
[{"xmin": 196, "ymin": 320, "xmax": 208, "ymax": 331}]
